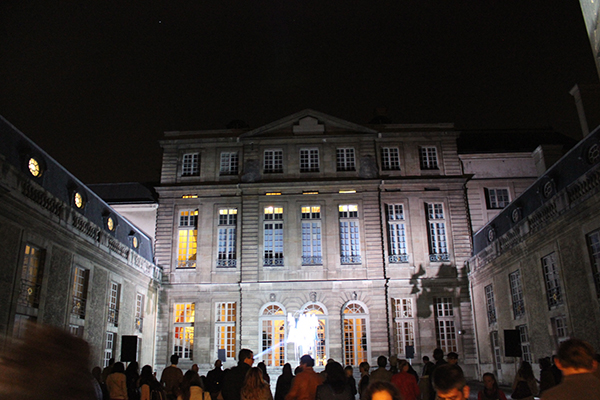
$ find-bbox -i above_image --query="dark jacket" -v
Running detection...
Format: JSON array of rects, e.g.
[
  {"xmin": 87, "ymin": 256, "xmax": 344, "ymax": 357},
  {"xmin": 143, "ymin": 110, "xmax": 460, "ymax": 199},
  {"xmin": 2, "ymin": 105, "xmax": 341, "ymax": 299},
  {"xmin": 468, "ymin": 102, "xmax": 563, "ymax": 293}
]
[{"xmin": 221, "ymin": 363, "xmax": 252, "ymax": 400}]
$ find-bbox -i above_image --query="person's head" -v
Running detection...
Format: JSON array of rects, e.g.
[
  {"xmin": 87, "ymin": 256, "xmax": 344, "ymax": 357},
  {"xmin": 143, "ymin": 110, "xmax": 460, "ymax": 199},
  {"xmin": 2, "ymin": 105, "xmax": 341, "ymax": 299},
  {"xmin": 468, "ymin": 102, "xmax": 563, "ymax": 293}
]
[
  {"xmin": 241, "ymin": 367, "xmax": 267, "ymax": 400},
  {"xmin": 126, "ymin": 361, "xmax": 139, "ymax": 374},
  {"xmin": 108, "ymin": 357, "xmax": 115, "ymax": 366},
  {"xmin": 432, "ymin": 364, "xmax": 469, "ymax": 400},
  {"xmin": 294, "ymin": 366, "xmax": 302, "ymax": 375},
  {"xmin": 112, "ymin": 362, "xmax": 125, "ymax": 373},
  {"xmin": 344, "ymin": 365, "xmax": 353, "ymax": 377},
  {"xmin": 171, "ymin": 354, "xmax": 180, "ymax": 365},
  {"xmin": 539, "ymin": 357, "xmax": 552, "ymax": 370},
  {"xmin": 518, "ymin": 361, "xmax": 534, "ymax": 379},
  {"xmin": 180, "ymin": 370, "xmax": 202, "ymax": 400},
  {"xmin": 238, "ymin": 348, "xmax": 254, "ymax": 366},
  {"xmin": 282, "ymin": 363, "xmax": 293, "ymax": 377},
  {"xmin": 389, "ymin": 355, "xmax": 398, "ymax": 368},
  {"xmin": 397, "ymin": 359, "xmax": 409, "ymax": 373},
  {"xmin": 300, "ymin": 354, "xmax": 315, "ymax": 368},
  {"xmin": 214, "ymin": 360, "xmax": 222, "ymax": 369},
  {"xmin": 422, "ymin": 356, "xmax": 430, "ymax": 363},
  {"xmin": 92, "ymin": 366, "xmax": 102, "ymax": 382},
  {"xmin": 359, "ymin": 361, "xmax": 370, "ymax": 375},
  {"xmin": 141, "ymin": 365, "xmax": 153, "ymax": 379},
  {"xmin": 364, "ymin": 381, "xmax": 402, "ymax": 400},
  {"xmin": 482, "ymin": 373, "xmax": 498, "ymax": 391},
  {"xmin": 324, "ymin": 361, "xmax": 346, "ymax": 387},
  {"xmin": 555, "ymin": 338, "xmax": 596, "ymax": 373},
  {"xmin": 447, "ymin": 352, "xmax": 459, "ymax": 365},
  {"xmin": 191, "ymin": 364, "xmax": 199, "ymax": 373},
  {"xmin": 433, "ymin": 348, "xmax": 444, "ymax": 362},
  {"xmin": 377, "ymin": 355, "xmax": 387, "ymax": 368}
]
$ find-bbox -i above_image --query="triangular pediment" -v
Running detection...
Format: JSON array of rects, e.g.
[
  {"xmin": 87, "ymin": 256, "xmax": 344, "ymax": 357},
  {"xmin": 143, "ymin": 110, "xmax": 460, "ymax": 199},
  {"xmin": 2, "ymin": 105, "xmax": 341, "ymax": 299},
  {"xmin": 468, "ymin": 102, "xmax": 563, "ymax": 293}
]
[{"xmin": 240, "ymin": 109, "xmax": 378, "ymax": 138}]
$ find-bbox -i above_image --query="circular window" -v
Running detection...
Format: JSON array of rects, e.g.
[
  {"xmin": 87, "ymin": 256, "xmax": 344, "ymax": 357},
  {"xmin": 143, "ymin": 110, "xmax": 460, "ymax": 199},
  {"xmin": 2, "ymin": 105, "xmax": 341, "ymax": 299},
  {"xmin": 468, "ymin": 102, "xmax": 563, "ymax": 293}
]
[
  {"xmin": 74, "ymin": 192, "xmax": 84, "ymax": 209},
  {"xmin": 28, "ymin": 157, "xmax": 42, "ymax": 177},
  {"xmin": 487, "ymin": 228, "xmax": 496, "ymax": 242},
  {"xmin": 132, "ymin": 236, "xmax": 139, "ymax": 249},
  {"xmin": 511, "ymin": 208, "xmax": 522, "ymax": 223},
  {"xmin": 107, "ymin": 217, "xmax": 115, "ymax": 231},
  {"xmin": 587, "ymin": 143, "xmax": 600, "ymax": 164},
  {"xmin": 543, "ymin": 181, "xmax": 554, "ymax": 198}
]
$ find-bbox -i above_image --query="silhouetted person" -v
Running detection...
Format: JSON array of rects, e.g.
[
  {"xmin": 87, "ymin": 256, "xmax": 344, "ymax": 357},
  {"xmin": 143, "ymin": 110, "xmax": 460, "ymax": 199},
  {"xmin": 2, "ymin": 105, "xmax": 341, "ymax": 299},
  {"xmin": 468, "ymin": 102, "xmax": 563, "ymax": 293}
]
[
  {"xmin": 315, "ymin": 361, "xmax": 353, "ymax": 400},
  {"xmin": 541, "ymin": 338, "xmax": 600, "ymax": 400},
  {"xmin": 275, "ymin": 363, "xmax": 294, "ymax": 400},
  {"xmin": 178, "ymin": 370, "xmax": 209, "ymax": 400},
  {"xmin": 257, "ymin": 361, "xmax": 271, "ymax": 384},
  {"xmin": 106, "ymin": 362, "xmax": 128, "ymax": 400},
  {"xmin": 370, "ymin": 356, "xmax": 392, "ymax": 383},
  {"xmin": 428, "ymin": 348, "xmax": 447, "ymax": 400},
  {"xmin": 357, "ymin": 362, "xmax": 370, "ymax": 400},
  {"xmin": 241, "ymin": 367, "xmax": 273, "ymax": 400},
  {"xmin": 126, "ymin": 361, "xmax": 141, "ymax": 400},
  {"xmin": 285, "ymin": 355, "xmax": 324, "ymax": 400},
  {"xmin": 161, "ymin": 354, "xmax": 184, "ymax": 400},
  {"xmin": 206, "ymin": 360, "xmax": 224, "ymax": 400},
  {"xmin": 222, "ymin": 349, "xmax": 255, "ymax": 400},
  {"xmin": 391, "ymin": 360, "xmax": 419, "ymax": 400},
  {"xmin": 344, "ymin": 366, "xmax": 357, "ymax": 398}
]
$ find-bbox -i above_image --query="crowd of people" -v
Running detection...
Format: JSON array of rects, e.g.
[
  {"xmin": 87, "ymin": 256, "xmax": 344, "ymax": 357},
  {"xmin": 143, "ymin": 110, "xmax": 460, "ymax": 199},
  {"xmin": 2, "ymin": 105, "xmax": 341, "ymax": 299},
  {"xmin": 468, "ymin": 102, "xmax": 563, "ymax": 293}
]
[{"xmin": 91, "ymin": 339, "xmax": 600, "ymax": 400}]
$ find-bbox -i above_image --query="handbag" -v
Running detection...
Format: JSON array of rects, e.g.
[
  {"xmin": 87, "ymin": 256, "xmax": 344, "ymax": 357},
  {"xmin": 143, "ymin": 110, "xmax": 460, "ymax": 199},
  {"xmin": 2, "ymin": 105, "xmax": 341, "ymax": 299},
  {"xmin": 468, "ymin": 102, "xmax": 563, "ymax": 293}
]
[{"xmin": 511, "ymin": 380, "xmax": 532, "ymax": 399}]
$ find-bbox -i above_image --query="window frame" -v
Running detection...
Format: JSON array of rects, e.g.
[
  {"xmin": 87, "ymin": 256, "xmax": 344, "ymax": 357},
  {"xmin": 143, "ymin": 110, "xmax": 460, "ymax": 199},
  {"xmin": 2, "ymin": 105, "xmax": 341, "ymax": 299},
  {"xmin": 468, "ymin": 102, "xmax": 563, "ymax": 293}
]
[
  {"xmin": 343, "ymin": 301, "xmax": 370, "ymax": 367},
  {"xmin": 427, "ymin": 203, "xmax": 449, "ymax": 262},
  {"xmin": 381, "ymin": 147, "xmax": 401, "ymax": 171},
  {"xmin": 259, "ymin": 303, "xmax": 286, "ymax": 367},
  {"xmin": 182, "ymin": 153, "xmax": 200, "ymax": 177},
  {"xmin": 387, "ymin": 204, "xmax": 408, "ymax": 263},
  {"xmin": 263, "ymin": 149, "xmax": 283, "ymax": 174},
  {"xmin": 215, "ymin": 302, "xmax": 236, "ymax": 361},
  {"xmin": 509, "ymin": 270, "xmax": 525, "ymax": 319},
  {"xmin": 18, "ymin": 243, "xmax": 45, "ymax": 309},
  {"xmin": 263, "ymin": 206, "xmax": 284, "ymax": 266},
  {"xmin": 485, "ymin": 188, "xmax": 510, "ymax": 209},
  {"xmin": 542, "ymin": 252, "xmax": 563, "ymax": 309},
  {"xmin": 217, "ymin": 208, "xmax": 238, "ymax": 268},
  {"xmin": 174, "ymin": 302, "xmax": 195, "ymax": 360},
  {"xmin": 339, "ymin": 204, "xmax": 361, "ymax": 265},
  {"xmin": 219, "ymin": 151, "xmax": 239, "ymax": 176},
  {"xmin": 71, "ymin": 266, "xmax": 89, "ymax": 319},
  {"xmin": 301, "ymin": 206, "xmax": 323, "ymax": 265},
  {"xmin": 419, "ymin": 146, "xmax": 439, "ymax": 170},
  {"xmin": 107, "ymin": 282, "xmax": 121, "ymax": 327},
  {"xmin": 300, "ymin": 148, "xmax": 320, "ymax": 173},
  {"xmin": 336, "ymin": 147, "xmax": 356, "ymax": 172},
  {"xmin": 135, "ymin": 293, "xmax": 144, "ymax": 333},
  {"xmin": 393, "ymin": 298, "xmax": 415, "ymax": 359},
  {"xmin": 177, "ymin": 209, "xmax": 198, "ymax": 269},
  {"xmin": 485, "ymin": 284, "xmax": 497, "ymax": 325},
  {"xmin": 517, "ymin": 324, "xmax": 532, "ymax": 363},
  {"xmin": 434, "ymin": 297, "xmax": 457, "ymax": 354}
]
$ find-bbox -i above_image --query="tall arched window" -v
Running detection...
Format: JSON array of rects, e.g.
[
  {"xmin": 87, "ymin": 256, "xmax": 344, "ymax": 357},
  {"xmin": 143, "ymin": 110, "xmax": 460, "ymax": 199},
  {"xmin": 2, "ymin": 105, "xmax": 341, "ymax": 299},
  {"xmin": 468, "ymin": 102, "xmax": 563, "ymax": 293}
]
[
  {"xmin": 343, "ymin": 302, "xmax": 370, "ymax": 367},
  {"xmin": 259, "ymin": 303, "xmax": 286, "ymax": 366},
  {"xmin": 299, "ymin": 303, "xmax": 328, "ymax": 367}
]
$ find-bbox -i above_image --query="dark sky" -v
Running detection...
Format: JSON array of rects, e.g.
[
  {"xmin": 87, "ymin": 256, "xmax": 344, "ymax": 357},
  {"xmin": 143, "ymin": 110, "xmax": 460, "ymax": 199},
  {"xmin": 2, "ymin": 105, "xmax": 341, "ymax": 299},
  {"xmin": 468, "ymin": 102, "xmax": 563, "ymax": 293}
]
[{"xmin": 1, "ymin": 1, "xmax": 598, "ymax": 183}]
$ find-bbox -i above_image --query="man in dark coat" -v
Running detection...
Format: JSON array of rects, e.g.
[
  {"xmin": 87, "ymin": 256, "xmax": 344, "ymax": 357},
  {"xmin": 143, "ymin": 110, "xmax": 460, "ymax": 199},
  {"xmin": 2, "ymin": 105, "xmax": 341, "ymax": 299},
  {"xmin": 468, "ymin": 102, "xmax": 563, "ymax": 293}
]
[
  {"xmin": 206, "ymin": 359, "xmax": 225, "ymax": 400},
  {"xmin": 221, "ymin": 349, "xmax": 254, "ymax": 400}
]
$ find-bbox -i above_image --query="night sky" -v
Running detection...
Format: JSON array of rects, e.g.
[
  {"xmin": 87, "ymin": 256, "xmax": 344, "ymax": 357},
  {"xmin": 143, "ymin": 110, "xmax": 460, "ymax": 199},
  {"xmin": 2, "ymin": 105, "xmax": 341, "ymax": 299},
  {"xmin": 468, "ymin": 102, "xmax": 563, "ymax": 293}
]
[{"xmin": 1, "ymin": 1, "xmax": 598, "ymax": 183}]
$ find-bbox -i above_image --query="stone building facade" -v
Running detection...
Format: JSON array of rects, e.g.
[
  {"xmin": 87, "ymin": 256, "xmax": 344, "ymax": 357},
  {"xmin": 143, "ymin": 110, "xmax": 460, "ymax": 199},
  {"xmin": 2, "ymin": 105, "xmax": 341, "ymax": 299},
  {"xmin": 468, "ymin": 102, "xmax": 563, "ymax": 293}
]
[
  {"xmin": 467, "ymin": 126, "xmax": 600, "ymax": 385},
  {"xmin": 0, "ymin": 116, "xmax": 161, "ymax": 368},
  {"xmin": 154, "ymin": 110, "xmax": 477, "ymax": 376}
]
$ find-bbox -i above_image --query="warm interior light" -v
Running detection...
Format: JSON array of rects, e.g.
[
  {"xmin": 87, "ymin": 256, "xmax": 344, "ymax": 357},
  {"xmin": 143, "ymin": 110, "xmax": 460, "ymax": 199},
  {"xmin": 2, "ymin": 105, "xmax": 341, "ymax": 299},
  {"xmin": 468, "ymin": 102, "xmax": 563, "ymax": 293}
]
[
  {"xmin": 107, "ymin": 217, "xmax": 115, "ymax": 231},
  {"xmin": 303, "ymin": 191, "xmax": 319, "ymax": 195},
  {"xmin": 339, "ymin": 190, "xmax": 356, "ymax": 194},
  {"xmin": 74, "ymin": 192, "xmax": 84, "ymax": 208},
  {"xmin": 182, "ymin": 195, "xmax": 198, "ymax": 199},
  {"xmin": 266, "ymin": 192, "xmax": 281, "ymax": 196},
  {"xmin": 28, "ymin": 158, "xmax": 41, "ymax": 177}
]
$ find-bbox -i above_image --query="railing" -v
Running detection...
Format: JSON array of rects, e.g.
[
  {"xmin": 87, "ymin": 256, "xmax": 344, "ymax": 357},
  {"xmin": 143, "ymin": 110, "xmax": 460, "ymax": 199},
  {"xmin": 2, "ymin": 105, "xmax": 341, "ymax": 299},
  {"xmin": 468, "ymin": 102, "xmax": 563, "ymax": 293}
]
[
  {"xmin": 263, "ymin": 257, "xmax": 284, "ymax": 266},
  {"xmin": 217, "ymin": 259, "xmax": 237, "ymax": 267},
  {"xmin": 388, "ymin": 254, "xmax": 409, "ymax": 263},
  {"xmin": 107, "ymin": 307, "xmax": 119, "ymax": 327},
  {"xmin": 18, "ymin": 279, "xmax": 41, "ymax": 308},
  {"xmin": 429, "ymin": 253, "xmax": 450, "ymax": 262},
  {"xmin": 177, "ymin": 260, "xmax": 196, "ymax": 269},
  {"xmin": 302, "ymin": 256, "xmax": 323, "ymax": 265},
  {"xmin": 71, "ymin": 296, "xmax": 87, "ymax": 318},
  {"xmin": 341, "ymin": 255, "xmax": 362, "ymax": 264}
]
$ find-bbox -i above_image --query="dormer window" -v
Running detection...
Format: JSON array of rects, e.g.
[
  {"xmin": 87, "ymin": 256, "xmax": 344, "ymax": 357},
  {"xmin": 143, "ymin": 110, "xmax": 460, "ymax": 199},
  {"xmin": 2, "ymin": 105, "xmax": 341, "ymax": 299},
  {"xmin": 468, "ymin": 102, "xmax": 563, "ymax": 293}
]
[{"xmin": 182, "ymin": 153, "xmax": 199, "ymax": 176}]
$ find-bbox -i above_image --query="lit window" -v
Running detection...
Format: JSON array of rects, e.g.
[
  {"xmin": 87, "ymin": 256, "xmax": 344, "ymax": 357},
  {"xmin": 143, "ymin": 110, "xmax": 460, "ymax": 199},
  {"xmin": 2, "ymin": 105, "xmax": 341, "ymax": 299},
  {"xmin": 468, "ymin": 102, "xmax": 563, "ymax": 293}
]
[
  {"xmin": 387, "ymin": 205, "xmax": 408, "ymax": 263},
  {"xmin": 178, "ymin": 210, "xmax": 198, "ymax": 269},
  {"xmin": 28, "ymin": 157, "xmax": 42, "ymax": 177},
  {"xmin": 220, "ymin": 152, "xmax": 239, "ymax": 175},
  {"xmin": 420, "ymin": 146, "xmax": 438, "ymax": 170},
  {"xmin": 381, "ymin": 147, "xmax": 401, "ymax": 171},
  {"xmin": 264, "ymin": 150, "xmax": 283, "ymax": 173},
  {"xmin": 509, "ymin": 270, "xmax": 525, "ymax": 319},
  {"xmin": 427, "ymin": 203, "xmax": 448, "ymax": 262},
  {"xmin": 393, "ymin": 298, "xmax": 415, "ymax": 358},
  {"xmin": 107, "ymin": 217, "xmax": 115, "ymax": 232},
  {"xmin": 132, "ymin": 236, "xmax": 139, "ymax": 249},
  {"xmin": 343, "ymin": 302, "xmax": 369, "ymax": 367},
  {"xmin": 18, "ymin": 244, "xmax": 44, "ymax": 309},
  {"xmin": 486, "ymin": 188, "xmax": 510, "ymax": 209},
  {"xmin": 74, "ymin": 192, "xmax": 85, "ymax": 209},
  {"xmin": 215, "ymin": 302, "xmax": 236, "ymax": 360},
  {"xmin": 107, "ymin": 282, "xmax": 120, "ymax": 327},
  {"xmin": 182, "ymin": 153, "xmax": 199, "ymax": 176},
  {"xmin": 264, "ymin": 207, "xmax": 284, "ymax": 266},
  {"xmin": 542, "ymin": 253, "xmax": 563, "ymax": 309},
  {"xmin": 485, "ymin": 284, "xmax": 497, "ymax": 325},
  {"xmin": 71, "ymin": 266, "xmax": 89, "ymax": 319},
  {"xmin": 337, "ymin": 148, "xmax": 356, "ymax": 172},
  {"xmin": 300, "ymin": 148, "xmax": 320, "ymax": 173},
  {"xmin": 339, "ymin": 205, "xmax": 361, "ymax": 264},
  {"xmin": 301, "ymin": 303, "xmax": 328, "ymax": 366},
  {"xmin": 218, "ymin": 208, "xmax": 237, "ymax": 267},
  {"xmin": 517, "ymin": 325, "xmax": 532, "ymax": 363},
  {"xmin": 302, "ymin": 206, "xmax": 322, "ymax": 265},
  {"xmin": 434, "ymin": 297, "xmax": 457, "ymax": 353},
  {"xmin": 260, "ymin": 304, "xmax": 286, "ymax": 367},
  {"xmin": 174, "ymin": 303, "xmax": 195, "ymax": 359}
]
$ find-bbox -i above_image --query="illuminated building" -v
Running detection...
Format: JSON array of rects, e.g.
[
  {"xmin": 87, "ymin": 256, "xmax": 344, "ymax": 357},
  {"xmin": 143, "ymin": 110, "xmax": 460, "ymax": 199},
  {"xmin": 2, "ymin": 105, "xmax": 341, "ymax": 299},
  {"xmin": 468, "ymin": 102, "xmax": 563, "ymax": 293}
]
[{"xmin": 0, "ymin": 116, "xmax": 161, "ymax": 368}]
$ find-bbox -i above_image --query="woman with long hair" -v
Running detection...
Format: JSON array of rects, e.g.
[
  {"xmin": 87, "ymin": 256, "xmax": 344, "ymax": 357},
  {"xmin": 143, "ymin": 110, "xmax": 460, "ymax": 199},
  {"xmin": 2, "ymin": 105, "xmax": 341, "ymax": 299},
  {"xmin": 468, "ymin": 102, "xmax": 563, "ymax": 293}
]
[
  {"xmin": 315, "ymin": 361, "xmax": 353, "ymax": 400},
  {"xmin": 274, "ymin": 363, "xmax": 294, "ymax": 400},
  {"xmin": 178, "ymin": 370, "xmax": 208, "ymax": 400},
  {"xmin": 511, "ymin": 361, "xmax": 537, "ymax": 400},
  {"xmin": 126, "ymin": 362, "xmax": 141, "ymax": 400},
  {"xmin": 478, "ymin": 373, "xmax": 507, "ymax": 400},
  {"xmin": 390, "ymin": 360, "xmax": 420, "ymax": 400},
  {"xmin": 241, "ymin": 367, "xmax": 273, "ymax": 400},
  {"xmin": 140, "ymin": 365, "xmax": 164, "ymax": 400},
  {"xmin": 106, "ymin": 362, "xmax": 128, "ymax": 400}
]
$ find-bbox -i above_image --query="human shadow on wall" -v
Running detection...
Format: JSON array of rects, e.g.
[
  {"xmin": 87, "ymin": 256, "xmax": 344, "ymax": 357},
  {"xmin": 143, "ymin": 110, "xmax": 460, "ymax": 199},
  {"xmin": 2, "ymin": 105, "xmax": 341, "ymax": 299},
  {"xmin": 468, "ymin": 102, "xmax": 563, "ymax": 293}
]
[{"xmin": 409, "ymin": 263, "xmax": 469, "ymax": 319}]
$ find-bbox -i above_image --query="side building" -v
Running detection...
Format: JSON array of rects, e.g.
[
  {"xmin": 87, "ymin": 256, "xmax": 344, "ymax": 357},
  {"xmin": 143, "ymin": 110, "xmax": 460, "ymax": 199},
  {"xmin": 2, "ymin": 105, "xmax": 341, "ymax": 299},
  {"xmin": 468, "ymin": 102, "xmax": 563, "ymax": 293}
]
[
  {"xmin": 0, "ymin": 116, "xmax": 161, "ymax": 368},
  {"xmin": 154, "ymin": 109, "xmax": 477, "ymax": 376},
  {"xmin": 467, "ymin": 125, "xmax": 600, "ymax": 385}
]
